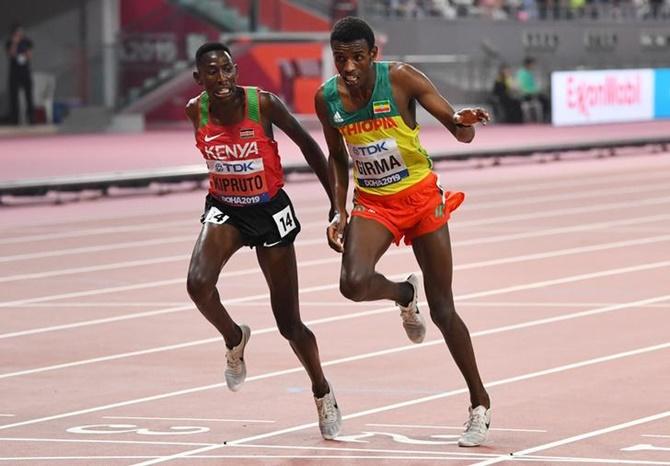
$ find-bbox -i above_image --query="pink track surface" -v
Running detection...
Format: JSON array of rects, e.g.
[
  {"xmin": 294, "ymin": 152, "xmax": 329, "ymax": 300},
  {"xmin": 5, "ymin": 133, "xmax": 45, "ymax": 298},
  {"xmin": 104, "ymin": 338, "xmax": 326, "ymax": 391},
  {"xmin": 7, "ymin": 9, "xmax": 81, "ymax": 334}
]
[
  {"xmin": 1, "ymin": 129, "xmax": 670, "ymax": 465},
  {"xmin": 1, "ymin": 120, "xmax": 669, "ymax": 181}
]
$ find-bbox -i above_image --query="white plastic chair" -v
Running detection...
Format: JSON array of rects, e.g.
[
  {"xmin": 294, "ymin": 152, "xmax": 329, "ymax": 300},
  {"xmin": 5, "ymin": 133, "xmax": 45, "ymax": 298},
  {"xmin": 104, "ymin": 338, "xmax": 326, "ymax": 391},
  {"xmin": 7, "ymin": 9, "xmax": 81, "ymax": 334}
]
[{"xmin": 31, "ymin": 71, "xmax": 56, "ymax": 124}]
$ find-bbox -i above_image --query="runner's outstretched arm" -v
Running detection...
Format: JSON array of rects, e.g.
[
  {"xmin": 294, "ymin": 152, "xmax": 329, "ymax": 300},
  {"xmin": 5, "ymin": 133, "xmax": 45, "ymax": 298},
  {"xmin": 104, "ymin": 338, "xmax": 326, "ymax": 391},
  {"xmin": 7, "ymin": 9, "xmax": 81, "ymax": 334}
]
[{"xmin": 392, "ymin": 63, "xmax": 489, "ymax": 143}]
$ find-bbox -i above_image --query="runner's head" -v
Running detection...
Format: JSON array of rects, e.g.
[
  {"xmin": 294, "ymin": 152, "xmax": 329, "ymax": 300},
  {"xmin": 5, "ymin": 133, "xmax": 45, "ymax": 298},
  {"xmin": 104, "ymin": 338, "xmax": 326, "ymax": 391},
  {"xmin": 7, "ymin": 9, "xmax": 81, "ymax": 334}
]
[
  {"xmin": 194, "ymin": 42, "xmax": 237, "ymax": 101},
  {"xmin": 330, "ymin": 17, "xmax": 378, "ymax": 90}
]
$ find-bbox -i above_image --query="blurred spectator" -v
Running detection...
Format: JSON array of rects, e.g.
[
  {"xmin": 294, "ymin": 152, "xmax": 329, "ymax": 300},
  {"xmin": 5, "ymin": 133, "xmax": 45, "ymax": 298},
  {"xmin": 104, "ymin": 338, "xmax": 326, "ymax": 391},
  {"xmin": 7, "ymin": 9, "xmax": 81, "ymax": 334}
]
[
  {"xmin": 490, "ymin": 63, "xmax": 523, "ymax": 123},
  {"xmin": 569, "ymin": 0, "xmax": 586, "ymax": 17},
  {"xmin": 648, "ymin": 0, "xmax": 664, "ymax": 18},
  {"xmin": 516, "ymin": 56, "xmax": 550, "ymax": 122},
  {"xmin": 370, "ymin": 0, "xmax": 655, "ymax": 19},
  {"xmin": 479, "ymin": 0, "xmax": 509, "ymax": 18},
  {"xmin": 5, "ymin": 22, "xmax": 34, "ymax": 125},
  {"xmin": 427, "ymin": 0, "xmax": 458, "ymax": 17},
  {"xmin": 388, "ymin": 0, "xmax": 422, "ymax": 17}
]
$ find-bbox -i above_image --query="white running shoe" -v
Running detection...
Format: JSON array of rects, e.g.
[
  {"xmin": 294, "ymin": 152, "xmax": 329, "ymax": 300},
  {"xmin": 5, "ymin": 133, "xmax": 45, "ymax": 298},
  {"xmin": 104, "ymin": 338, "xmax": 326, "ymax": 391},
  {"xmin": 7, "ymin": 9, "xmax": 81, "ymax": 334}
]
[
  {"xmin": 458, "ymin": 405, "xmax": 491, "ymax": 447},
  {"xmin": 314, "ymin": 382, "xmax": 342, "ymax": 440},
  {"xmin": 224, "ymin": 324, "xmax": 251, "ymax": 392},
  {"xmin": 397, "ymin": 274, "xmax": 426, "ymax": 343}
]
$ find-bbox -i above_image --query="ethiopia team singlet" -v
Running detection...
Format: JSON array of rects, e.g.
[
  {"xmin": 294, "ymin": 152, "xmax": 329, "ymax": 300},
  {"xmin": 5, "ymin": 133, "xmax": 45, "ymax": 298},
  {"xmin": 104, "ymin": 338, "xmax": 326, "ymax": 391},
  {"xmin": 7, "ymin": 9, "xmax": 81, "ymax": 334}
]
[
  {"xmin": 323, "ymin": 61, "xmax": 433, "ymax": 196},
  {"xmin": 194, "ymin": 87, "xmax": 285, "ymax": 206}
]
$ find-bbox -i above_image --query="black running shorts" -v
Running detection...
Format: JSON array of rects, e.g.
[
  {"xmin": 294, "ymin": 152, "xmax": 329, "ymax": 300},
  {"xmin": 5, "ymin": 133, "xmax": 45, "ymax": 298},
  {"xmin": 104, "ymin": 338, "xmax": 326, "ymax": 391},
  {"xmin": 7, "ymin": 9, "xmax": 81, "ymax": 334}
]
[{"xmin": 200, "ymin": 190, "xmax": 301, "ymax": 248}]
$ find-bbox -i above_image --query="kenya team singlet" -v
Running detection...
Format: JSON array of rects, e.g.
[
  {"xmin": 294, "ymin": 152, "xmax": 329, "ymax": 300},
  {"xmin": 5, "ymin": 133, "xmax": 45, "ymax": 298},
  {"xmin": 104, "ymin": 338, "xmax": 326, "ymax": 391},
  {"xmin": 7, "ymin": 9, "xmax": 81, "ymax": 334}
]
[
  {"xmin": 322, "ymin": 61, "xmax": 433, "ymax": 196},
  {"xmin": 195, "ymin": 87, "xmax": 284, "ymax": 206}
]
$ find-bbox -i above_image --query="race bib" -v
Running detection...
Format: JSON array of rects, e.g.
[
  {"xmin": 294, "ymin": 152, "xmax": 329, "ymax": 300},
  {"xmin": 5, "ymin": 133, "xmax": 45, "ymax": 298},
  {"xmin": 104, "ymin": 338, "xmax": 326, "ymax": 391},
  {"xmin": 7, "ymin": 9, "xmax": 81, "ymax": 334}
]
[
  {"xmin": 207, "ymin": 158, "xmax": 270, "ymax": 205},
  {"xmin": 348, "ymin": 138, "xmax": 409, "ymax": 188},
  {"xmin": 204, "ymin": 206, "xmax": 229, "ymax": 225},
  {"xmin": 272, "ymin": 205, "xmax": 297, "ymax": 238}
]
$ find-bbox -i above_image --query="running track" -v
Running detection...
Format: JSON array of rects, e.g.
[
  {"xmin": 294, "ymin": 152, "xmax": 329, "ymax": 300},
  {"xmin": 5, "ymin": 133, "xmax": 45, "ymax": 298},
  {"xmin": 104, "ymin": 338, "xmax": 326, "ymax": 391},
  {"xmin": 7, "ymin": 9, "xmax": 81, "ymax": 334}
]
[{"xmin": 1, "ymin": 149, "xmax": 670, "ymax": 465}]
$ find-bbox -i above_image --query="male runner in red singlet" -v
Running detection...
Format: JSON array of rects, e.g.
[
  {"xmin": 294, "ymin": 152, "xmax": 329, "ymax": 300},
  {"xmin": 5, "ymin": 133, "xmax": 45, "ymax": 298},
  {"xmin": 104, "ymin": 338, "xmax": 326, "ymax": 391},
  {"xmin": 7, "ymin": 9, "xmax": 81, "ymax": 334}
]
[
  {"xmin": 185, "ymin": 42, "xmax": 341, "ymax": 439},
  {"xmin": 315, "ymin": 17, "xmax": 491, "ymax": 446}
]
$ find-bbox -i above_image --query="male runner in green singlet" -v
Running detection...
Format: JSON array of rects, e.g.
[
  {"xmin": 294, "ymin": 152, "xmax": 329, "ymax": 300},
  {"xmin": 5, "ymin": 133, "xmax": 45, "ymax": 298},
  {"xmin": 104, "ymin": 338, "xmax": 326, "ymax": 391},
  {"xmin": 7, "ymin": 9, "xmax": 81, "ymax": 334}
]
[{"xmin": 315, "ymin": 17, "xmax": 491, "ymax": 446}]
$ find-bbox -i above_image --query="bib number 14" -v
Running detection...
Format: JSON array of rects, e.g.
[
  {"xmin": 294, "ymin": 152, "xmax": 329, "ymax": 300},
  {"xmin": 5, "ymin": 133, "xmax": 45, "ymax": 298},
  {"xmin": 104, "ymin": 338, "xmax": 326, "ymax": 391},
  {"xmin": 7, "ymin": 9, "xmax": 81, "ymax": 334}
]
[{"xmin": 272, "ymin": 205, "xmax": 297, "ymax": 238}]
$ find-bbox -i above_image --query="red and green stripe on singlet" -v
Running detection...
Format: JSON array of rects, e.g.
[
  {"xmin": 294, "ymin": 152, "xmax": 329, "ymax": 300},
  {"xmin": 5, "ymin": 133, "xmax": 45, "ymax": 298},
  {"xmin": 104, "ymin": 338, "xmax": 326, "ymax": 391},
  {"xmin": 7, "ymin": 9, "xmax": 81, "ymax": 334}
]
[{"xmin": 199, "ymin": 86, "xmax": 260, "ymax": 127}]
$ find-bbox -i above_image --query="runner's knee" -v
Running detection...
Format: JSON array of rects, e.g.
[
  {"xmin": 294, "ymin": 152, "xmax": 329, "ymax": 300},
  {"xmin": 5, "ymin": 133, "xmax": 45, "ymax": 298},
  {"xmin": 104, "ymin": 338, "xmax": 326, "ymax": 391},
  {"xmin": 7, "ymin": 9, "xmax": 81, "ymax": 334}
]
[
  {"xmin": 427, "ymin": 294, "xmax": 457, "ymax": 327},
  {"xmin": 339, "ymin": 268, "xmax": 371, "ymax": 302},
  {"xmin": 277, "ymin": 319, "xmax": 308, "ymax": 342},
  {"xmin": 430, "ymin": 306, "xmax": 455, "ymax": 327},
  {"xmin": 186, "ymin": 271, "xmax": 216, "ymax": 304}
]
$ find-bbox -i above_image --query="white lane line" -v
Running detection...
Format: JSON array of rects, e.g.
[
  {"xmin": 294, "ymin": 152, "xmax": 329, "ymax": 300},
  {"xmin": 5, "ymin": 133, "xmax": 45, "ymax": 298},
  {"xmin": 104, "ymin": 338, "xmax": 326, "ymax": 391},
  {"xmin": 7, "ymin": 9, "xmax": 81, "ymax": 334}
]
[
  {"xmin": 465, "ymin": 182, "xmax": 670, "ymax": 211},
  {"xmin": 365, "ymin": 423, "xmax": 546, "ymax": 433},
  {"xmin": 456, "ymin": 235, "xmax": 670, "ymax": 271},
  {"xmin": 0, "ymin": 453, "xmax": 668, "ymax": 464},
  {"xmin": 0, "ymin": 223, "xmax": 321, "ymax": 265},
  {"xmin": 453, "ymin": 213, "xmax": 670, "ymax": 245},
  {"xmin": 202, "ymin": 454, "xmax": 670, "ymax": 464},
  {"xmin": 0, "ymin": 437, "xmax": 216, "ymax": 446},
  {"xmin": 0, "ymin": 219, "xmax": 194, "ymax": 246},
  {"xmin": 0, "ymin": 415, "xmax": 14, "ymax": 417},
  {"xmin": 457, "ymin": 194, "xmax": 670, "ymax": 227},
  {"xmin": 0, "ymin": 439, "xmax": 466, "ymax": 457},
  {"xmin": 458, "ymin": 301, "xmax": 670, "ymax": 309},
  {"xmin": 520, "ymin": 454, "xmax": 670, "ymax": 465},
  {"xmin": 233, "ymin": 442, "xmax": 491, "ymax": 457},
  {"xmin": 0, "ymin": 235, "xmax": 194, "ymax": 263},
  {"xmin": 9, "ymin": 301, "xmax": 370, "ymax": 308},
  {"xmin": 641, "ymin": 434, "xmax": 670, "ymax": 438},
  {"xmin": 471, "ymin": 411, "xmax": 670, "ymax": 466},
  {"xmin": 463, "ymin": 169, "xmax": 670, "ymax": 198},
  {"xmin": 0, "ymin": 255, "xmax": 191, "ymax": 283},
  {"xmin": 0, "ymin": 457, "xmax": 158, "ymax": 461},
  {"xmin": 623, "ymin": 444, "xmax": 670, "ymax": 453},
  {"xmin": 0, "ymin": 202, "xmax": 328, "ymax": 245},
  {"xmin": 453, "ymin": 262, "xmax": 670, "ymax": 302},
  {"xmin": 221, "ymin": 444, "xmax": 670, "ymax": 465},
  {"xmin": 234, "ymin": 440, "xmax": 495, "ymax": 459},
  {"xmin": 195, "ymin": 454, "xmax": 485, "ymax": 460},
  {"xmin": 12, "ymin": 302, "xmax": 192, "ymax": 307},
  {"xmin": 0, "ymin": 305, "xmax": 196, "ymax": 340},
  {"xmin": 0, "ymin": 455, "xmax": 489, "ymax": 461},
  {"xmin": 2, "ymin": 168, "xmax": 667, "ymax": 245},
  {"xmin": 2, "ymin": 265, "xmax": 669, "ymax": 381},
  {"xmin": 128, "ymin": 341, "xmax": 670, "ymax": 465},
  {"xmin": 102, "ymin": 416, "xmax": 275, "ymax": 423},
  {"xmin": 0, "ymin": 206, "xmax": 330, "ymax": 264},
  {"xmin": 189, "ymin": 454, "xmax": 670, "ymax": 462},
  {"xmin": 3, "ymin": 210, "xmax": 670, "ymax": 284},
  {"xmin": 2, "ymin": 293, "xmax": 668, "ymax": 432}
]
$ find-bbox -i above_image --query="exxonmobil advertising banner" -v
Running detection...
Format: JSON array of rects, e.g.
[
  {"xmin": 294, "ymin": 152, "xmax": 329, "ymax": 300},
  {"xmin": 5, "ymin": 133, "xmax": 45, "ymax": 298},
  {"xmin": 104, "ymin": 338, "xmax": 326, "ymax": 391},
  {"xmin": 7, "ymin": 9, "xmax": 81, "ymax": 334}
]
[{"xmin": 551, "ymin": 69, "xmax": 654, "ymax": 126}]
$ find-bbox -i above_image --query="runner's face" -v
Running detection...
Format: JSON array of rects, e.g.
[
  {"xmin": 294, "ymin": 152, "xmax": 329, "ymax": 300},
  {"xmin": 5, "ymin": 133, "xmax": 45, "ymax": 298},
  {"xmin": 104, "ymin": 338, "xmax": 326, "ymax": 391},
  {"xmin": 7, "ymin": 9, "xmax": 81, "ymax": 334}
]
[
  {"xmin": 195, "ymin": 50, "xmax": 238, "ymax": 101},
  {"xmin": 331, "ymin": 39, "xmax": 377, "ymax": 90}
]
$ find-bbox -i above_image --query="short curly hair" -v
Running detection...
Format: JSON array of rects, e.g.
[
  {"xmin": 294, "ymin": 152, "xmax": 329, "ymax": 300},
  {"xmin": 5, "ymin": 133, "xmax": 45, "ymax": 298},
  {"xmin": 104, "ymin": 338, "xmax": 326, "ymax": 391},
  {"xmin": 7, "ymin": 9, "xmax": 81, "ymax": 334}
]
[
  {"xmin": 330, "ymin": 16, "xmax": 375, "ymax": 50},
  {"xmin": 195, "ymin": 42, "xmax": 232, "ymax": 65}
]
